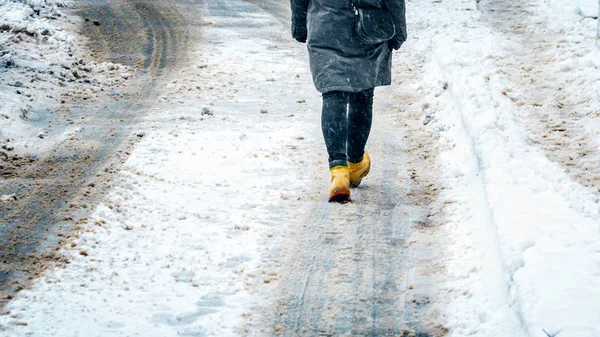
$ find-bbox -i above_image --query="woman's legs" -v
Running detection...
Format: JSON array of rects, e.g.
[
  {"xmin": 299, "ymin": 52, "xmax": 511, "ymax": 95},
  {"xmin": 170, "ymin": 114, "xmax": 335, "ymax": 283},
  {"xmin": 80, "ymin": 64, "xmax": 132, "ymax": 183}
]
[
  {"xmin": 321, "ymin": 91, "xmax": 350, "ymax": 168},
  {"xmin": 347, "ymin": 88, "xmax": 374, "ymax": 163},
  {"xmin": 321, "ymin": 89, "xmax": 374, "ymax": 168}
]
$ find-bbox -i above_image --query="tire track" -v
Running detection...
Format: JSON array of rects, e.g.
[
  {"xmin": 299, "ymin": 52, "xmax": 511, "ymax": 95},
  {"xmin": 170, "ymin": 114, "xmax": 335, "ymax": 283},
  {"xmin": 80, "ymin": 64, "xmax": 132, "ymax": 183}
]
[{"xmin": 0, "ymin": 0, "xmax": 193, "ymax": 306}]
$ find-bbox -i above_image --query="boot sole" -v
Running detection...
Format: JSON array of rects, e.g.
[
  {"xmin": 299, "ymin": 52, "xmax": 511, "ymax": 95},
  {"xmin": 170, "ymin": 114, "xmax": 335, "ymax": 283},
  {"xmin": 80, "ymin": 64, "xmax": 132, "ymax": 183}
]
[
  {"xmin": 329, "ymin": 187, "xmax": 351, "ymax": 203},
  {"xmin": 350, "ymin": 166, "xmax": 370, "ymax": 188}
]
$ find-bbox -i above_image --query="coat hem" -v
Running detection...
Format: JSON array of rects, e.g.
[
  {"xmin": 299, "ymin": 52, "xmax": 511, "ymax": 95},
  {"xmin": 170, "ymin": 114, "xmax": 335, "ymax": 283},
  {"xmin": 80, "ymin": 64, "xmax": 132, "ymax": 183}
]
[{"xmin": 317, "ymin": 82, "xmax": 390, "ymax": 94}]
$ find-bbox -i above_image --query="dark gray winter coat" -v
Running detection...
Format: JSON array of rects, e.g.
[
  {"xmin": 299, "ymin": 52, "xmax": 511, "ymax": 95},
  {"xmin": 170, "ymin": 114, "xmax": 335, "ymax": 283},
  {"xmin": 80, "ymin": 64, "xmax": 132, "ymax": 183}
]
[{"xmin": 291, "ymin": 0, "xmax": 407, "ymax": 93}]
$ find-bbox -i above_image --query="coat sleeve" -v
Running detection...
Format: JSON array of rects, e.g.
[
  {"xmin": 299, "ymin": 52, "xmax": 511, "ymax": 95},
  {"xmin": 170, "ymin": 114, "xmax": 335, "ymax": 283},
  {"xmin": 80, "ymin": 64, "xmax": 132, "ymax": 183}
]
[
  {"xmin": 384, "ymin": 0, "xmax": 407, "ymax": 50},
  {"xmin": 290, "ymin": 0, "xmax": 309, "ymax": 43}
]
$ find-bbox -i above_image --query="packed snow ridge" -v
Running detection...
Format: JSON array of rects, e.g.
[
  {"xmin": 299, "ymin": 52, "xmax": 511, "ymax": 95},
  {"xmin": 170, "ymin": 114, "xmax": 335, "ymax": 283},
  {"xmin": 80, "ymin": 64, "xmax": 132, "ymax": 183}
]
[{"xmin": 413, "ymin": 0, "xmax": 600, "ymax": 336}]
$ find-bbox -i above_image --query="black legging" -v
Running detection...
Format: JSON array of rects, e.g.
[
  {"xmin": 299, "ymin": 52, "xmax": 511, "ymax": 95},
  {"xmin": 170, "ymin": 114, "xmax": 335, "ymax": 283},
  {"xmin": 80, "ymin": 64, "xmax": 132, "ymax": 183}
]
[{"xmin": 321, "ymin": 88, "xmax": 374, "ymax": 169}]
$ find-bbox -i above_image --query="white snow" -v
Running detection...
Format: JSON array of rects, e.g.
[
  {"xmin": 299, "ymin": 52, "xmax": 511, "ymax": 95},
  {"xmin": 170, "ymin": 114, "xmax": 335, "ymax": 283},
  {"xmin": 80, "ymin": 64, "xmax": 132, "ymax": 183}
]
[
  {"xmin": 0, "ymin": 194, "xmax": 16, "ymax": 202},
  {"xmin": 547, "ymin": 0, "xmax": 598, "ymax": 17},
  {"xmin": 0, "ymin": 2, "xmax": 322, "ymax": 336},
  {"xmin": 405, "ymin": 0, "xmax": 600, "ymax": 335},
  {"xmin": 1, "ymin": 0, "xmax": 599, "ymax": 336},
  {"xmin": 0, "ymin": 0, "xmax": 131, "ymax": 155}
]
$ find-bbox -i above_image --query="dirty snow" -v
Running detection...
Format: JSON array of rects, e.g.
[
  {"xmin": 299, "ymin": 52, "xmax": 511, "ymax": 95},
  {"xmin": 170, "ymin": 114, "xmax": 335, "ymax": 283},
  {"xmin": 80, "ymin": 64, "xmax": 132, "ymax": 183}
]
[
  {"xmin": 0, "ymin": 2, "xmax": 321, "ymax": 336},
  {"xmin": 407, "ymin": 0, "xmax": 600, "ymax": 335},
  {"xmin": 1, "ymin": 0, "xmax": 599, "ymax": 336},
  {"xmin": 0, "ymin": 0, "xmax": 131, "ymax": 155}
]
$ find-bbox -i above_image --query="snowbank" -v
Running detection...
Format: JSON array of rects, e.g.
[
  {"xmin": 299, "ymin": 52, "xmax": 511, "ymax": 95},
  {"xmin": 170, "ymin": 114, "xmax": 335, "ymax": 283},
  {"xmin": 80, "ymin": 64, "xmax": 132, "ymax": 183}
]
[
  {"xmin": 547, "ymin": 0, "xmax": 599, "ymax": 18},
  {"xmin": 405, "ymin": 0, "xmax": 600, "ymax": 335}
]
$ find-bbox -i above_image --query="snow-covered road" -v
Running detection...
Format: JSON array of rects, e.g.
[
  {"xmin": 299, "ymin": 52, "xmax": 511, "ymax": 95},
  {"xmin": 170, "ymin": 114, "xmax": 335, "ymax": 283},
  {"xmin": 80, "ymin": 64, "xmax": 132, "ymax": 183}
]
[
  {"xmin": 1, "ymin": 0, "xmax": 438, "ymax": 335},
  {"xmin": 1, "ymin": 0, "xmax": 599, "ymax": 336},
  {"xmin": 0, "ymin": 0, "xmax": 191, "ymax": 302}
]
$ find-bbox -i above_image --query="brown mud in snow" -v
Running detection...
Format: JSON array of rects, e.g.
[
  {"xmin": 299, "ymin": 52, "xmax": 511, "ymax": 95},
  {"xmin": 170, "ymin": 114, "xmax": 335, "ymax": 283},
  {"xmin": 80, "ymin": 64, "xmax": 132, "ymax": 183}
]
[{"xmin": 480, "ymin": 0, "xmax": 600, "ymax": 198}]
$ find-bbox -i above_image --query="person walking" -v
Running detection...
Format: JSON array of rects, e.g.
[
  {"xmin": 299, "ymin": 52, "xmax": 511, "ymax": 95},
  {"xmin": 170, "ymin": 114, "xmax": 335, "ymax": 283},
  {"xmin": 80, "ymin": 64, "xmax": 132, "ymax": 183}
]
[{"xmin": 290, "ymin": 0, "xmax": 407, "ymax": 202}]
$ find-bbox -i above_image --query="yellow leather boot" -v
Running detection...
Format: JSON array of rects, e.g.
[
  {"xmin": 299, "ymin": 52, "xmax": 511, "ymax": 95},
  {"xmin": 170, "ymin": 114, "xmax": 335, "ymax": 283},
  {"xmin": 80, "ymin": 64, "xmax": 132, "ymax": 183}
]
[
  {"xmin": 349, "ymin": 152, "xmax": 370, "ymax": 188},
  {"xmin": 329, "ymin": 166, "xmax": 351, "ymax": 203}
]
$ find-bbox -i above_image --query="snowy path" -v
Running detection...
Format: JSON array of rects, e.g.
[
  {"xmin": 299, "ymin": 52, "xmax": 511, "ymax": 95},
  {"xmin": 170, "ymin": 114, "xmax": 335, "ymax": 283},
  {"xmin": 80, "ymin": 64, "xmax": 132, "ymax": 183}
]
[
  {"xmin": 1, "ymin": 0, "xmax": 438, "ymax": 335},
  {"xmin": 1, "ymin": 0, "xmax": 600, "ymax": 336},
  {"xmin": 265, "ymin": 75, "xmax": 437, "ymax": 336}
]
